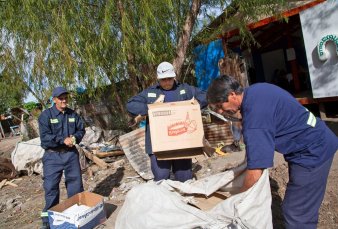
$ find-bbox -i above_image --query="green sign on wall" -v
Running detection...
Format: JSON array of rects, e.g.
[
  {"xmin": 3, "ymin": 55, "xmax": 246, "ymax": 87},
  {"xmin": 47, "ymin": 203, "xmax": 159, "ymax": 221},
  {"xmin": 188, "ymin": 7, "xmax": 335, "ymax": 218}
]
[{"xmin": 317, "ymin": 34, "xmax": 338, "ymax": 61}]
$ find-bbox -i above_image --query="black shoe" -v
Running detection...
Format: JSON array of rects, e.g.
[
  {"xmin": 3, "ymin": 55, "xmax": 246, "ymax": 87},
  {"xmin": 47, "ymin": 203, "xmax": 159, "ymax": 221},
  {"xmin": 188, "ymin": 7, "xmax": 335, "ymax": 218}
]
[{"xmin": 41, "ymin": 222, "xmax": 50, "ymax": 229}]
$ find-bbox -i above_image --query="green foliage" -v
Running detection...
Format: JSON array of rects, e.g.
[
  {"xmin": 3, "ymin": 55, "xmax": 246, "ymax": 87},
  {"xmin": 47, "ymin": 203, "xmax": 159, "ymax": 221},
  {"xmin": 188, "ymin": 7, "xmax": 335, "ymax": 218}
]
[
  {"xmin": 196, "ymin": 0, "xmax": 288, "ymax": 46},
  {"xmin": 1, "ymin": 1, "xmax": 178, "ymax": 108},
  {"xmin": 0, "ymin": 0, "xmax": 288, "ymax": 124},
  {"xmin": 0, "ymin": 73, "xmax": 25, "ymax": 114},
  {"xmin": 23, "ymin": 101, "xmax": 38, "ymax": 113}
]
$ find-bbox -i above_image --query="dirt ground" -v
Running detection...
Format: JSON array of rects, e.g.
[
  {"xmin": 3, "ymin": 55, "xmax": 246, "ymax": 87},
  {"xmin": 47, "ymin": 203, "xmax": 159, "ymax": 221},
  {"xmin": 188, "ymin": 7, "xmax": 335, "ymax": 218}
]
[{"xmin": 0, "ymin": 122, "xmax": 338, "ymax": 229}]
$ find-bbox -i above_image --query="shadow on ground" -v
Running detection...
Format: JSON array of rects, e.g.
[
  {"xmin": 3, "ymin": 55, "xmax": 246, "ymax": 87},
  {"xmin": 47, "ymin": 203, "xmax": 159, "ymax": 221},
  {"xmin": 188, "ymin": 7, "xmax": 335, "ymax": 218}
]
[{"xmin": 93, "ymin": 167, "xmax": 124, "ymax": 197}]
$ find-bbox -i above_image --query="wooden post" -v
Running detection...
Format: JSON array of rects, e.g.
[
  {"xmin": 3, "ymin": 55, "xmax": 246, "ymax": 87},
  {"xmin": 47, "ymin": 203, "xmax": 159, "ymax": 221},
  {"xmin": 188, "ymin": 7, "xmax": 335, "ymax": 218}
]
[
  {"xmin": 318, "ymin": 103, "xmax": 327, "ymax": 120},
  {"xmin": 286, "ymin": 24, "xmax": 301, "ymax": 93}
]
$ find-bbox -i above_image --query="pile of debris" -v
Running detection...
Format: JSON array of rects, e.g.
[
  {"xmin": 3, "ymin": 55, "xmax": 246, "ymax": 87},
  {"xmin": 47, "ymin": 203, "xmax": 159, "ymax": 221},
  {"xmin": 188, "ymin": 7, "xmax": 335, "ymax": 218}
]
[
  {"xmin": 0, "ymin": 157, "xmax": 17, "ymax": 190},
  {"xmin": 9, "ymin": 126, "xmax": 125, "ymax": 176}
]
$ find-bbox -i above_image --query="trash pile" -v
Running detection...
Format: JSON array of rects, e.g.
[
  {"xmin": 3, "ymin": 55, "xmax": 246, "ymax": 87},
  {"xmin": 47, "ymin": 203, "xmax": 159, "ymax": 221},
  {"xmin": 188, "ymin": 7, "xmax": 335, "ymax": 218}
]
[
  {"xmin": 2, "ymin": 117, "xmax": 257, "ymax": 228},
  {"xmin": 9, "ymin": 126, "xmax": 126, "ymax": 177}
]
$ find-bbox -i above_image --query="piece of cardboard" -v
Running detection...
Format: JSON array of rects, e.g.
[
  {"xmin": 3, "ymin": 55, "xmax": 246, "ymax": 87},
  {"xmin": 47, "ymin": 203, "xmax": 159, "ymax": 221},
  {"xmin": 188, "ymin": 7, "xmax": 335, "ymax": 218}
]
[
  {"xmin": 155, "ymin": 148, "xmax": 204, "ymax": 160},
  {"xmin": 188, "ymin": 191, "xmax": 229, "ymax": 211},
  {"xmin": 48, "ymin": 191, "xmax": 106, "ymax": 229},
  {"xmin": 148, "ymin": 99, "xmax": 204, "ymax": 159}
]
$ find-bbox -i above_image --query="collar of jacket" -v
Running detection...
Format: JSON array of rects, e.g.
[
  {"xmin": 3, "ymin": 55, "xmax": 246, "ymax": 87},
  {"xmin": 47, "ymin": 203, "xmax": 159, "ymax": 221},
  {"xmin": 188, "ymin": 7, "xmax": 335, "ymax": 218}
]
[{"xmin": 50, "ymin": 105, "xmax": 70, "ymax": 116}]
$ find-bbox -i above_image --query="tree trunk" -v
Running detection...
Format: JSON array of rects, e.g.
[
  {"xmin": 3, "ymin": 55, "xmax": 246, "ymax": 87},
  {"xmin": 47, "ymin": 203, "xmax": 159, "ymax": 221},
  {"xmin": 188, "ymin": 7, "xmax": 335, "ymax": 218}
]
[{"xmin": 173, "ymin": 0, "xmax": 201, "ymax": 81}]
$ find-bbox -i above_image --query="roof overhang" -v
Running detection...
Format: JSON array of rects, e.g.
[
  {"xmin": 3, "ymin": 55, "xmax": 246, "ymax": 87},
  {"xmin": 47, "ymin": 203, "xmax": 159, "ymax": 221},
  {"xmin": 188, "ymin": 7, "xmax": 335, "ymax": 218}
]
[{"xmin": 221, "ymin": 0, "xmax": 326, "ymax": 40}]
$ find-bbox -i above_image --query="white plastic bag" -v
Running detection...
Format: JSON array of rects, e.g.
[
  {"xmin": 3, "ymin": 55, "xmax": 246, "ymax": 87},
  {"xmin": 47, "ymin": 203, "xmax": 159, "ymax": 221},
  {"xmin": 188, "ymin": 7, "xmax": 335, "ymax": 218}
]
[{"xmin": 115, "ymin": 164, "xmax": 272, "ymax": 229}]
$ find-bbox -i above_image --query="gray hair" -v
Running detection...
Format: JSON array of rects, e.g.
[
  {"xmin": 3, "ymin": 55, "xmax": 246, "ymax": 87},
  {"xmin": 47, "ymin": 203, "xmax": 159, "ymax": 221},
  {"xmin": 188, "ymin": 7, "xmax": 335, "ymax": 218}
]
[{"xmin": 207, "ymin": 75, "xmax": 243, "ymax": 104}]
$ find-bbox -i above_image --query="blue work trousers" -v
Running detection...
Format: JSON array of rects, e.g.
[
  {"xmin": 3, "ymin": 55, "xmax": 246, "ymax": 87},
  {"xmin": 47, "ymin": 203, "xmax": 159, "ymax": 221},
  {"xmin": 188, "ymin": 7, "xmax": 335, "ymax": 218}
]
[
  {"xmin": 282, "ymin": 155, "xmax": 334, "ymax": 229},
  {"xmin": 41, "ymin": 150, "xmax": 84, "ymax": 223},
  {"xmin": 149, "ymin": 154, "xmax": 192, "ymax": 182}
]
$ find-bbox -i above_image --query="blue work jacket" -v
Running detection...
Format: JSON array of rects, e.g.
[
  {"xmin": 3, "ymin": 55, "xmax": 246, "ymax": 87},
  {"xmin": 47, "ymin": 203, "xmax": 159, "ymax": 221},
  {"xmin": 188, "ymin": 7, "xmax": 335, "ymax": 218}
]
[
  {"xmin": 242, "ymin": 83, "xmax": 338, "ymax": 169},
  {"xmin": 38, "ymin": 105, "xmax": 85, "ymax": 150}
]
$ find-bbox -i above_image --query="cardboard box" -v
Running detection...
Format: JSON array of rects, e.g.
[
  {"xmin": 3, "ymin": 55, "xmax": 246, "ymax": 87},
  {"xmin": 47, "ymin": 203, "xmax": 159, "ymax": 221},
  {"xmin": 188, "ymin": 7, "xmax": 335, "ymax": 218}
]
[
  {"xmin": 148, "ymin": 99, "xmax": 204, "ymax": 159},
  {"xmin": 188, "ymin": 191, "xmax": 229, "ymax": 211},
  {"xmin": 48, "ymin": 191, "xmax": 106, "ymax": 229}
]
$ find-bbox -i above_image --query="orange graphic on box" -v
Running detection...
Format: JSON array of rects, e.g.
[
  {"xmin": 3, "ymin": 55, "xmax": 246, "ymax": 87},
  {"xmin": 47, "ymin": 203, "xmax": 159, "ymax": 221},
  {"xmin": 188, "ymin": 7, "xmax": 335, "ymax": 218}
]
[{"xmin": 167, "ymin": 113, "xmax": 197, "ymax": 136}]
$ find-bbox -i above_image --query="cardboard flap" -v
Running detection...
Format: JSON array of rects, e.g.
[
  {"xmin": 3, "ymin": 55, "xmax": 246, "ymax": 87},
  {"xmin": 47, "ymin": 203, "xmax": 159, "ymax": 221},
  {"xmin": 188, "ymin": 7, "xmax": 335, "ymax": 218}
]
[
  {"xmin": 79, "ymin": 191, "xmax": 104, "ymax": 207},
  {"xmin": 49, "ymin": 193, "xmax": 80, "ymax": 213},
  {"xmin": 188, "ymin": 191, "xmax": 229, "ymax": 211}
]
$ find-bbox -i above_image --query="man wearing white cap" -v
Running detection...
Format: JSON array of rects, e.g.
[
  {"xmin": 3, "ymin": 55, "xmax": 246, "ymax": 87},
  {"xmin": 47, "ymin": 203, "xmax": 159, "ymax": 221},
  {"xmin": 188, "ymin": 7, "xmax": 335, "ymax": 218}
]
[{"xmin": 127, "ymin": 61, "xmax": 207, "ymax": 182}]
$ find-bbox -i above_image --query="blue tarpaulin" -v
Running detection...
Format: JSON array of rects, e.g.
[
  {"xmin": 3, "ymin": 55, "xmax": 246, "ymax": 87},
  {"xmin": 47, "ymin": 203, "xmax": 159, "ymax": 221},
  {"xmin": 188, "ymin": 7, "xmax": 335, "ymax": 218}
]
[{"xmin": 194, "ymin": 39, "xmax": 224, "ymax": 90}]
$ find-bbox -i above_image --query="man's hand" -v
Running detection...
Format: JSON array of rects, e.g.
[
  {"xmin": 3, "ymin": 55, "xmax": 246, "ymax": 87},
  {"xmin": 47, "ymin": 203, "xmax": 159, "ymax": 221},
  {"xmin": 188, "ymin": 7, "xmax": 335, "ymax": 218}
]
[
  {"xmin": 64, "ymin": 137, "xmax": 74, "ymax": 147},
  {"xmin": 128, "ymin": 114, "xmax": 146, "ymax": 127},
  {"xmin": 240, "ymin": 169, "xmax": 263, "ymax": 192},
  {"xmin": 154, "ymin": 94, "xmax": 165, "ymax": 103}
]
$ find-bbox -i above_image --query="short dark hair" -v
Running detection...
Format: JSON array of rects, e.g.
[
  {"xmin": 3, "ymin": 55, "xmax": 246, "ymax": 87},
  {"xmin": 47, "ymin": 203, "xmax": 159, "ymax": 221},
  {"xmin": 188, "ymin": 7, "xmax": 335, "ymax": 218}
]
[{"xmin": 207, "ymin": 75, "xmax": 243, "ymax": 104}]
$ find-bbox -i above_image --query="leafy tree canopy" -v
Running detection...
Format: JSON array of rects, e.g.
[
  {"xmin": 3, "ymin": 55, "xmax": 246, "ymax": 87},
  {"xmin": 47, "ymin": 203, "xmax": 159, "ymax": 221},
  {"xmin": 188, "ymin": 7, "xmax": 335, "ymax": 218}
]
[{"xmin": 0, "ymin": 0, "xmax": 287, "ymax": 115}]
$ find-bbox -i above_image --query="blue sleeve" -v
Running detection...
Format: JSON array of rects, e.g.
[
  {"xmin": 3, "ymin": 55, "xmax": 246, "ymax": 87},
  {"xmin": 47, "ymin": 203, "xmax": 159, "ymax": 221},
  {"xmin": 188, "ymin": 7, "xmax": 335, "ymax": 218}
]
[
  {"xmin": 126, "ymin": 90, "xmax": 149, "ymax": 116},
  {"xmin": 73, "ymin": 114, "xmax": 85, "ymax": 144},
  {"xmin": 242, "ymin": 98, "xmax": 276, "ymax": 169},
  {"xmin": 38, "ymin": 112, "xmax": 64, "ymax": 149},
  {"xmin": 187, "ymin": 85, "xmax": 208, "ymax": 108},
  {"xmin": 244, "ymin": 128, "xmax": 275, "ymax": 169}
]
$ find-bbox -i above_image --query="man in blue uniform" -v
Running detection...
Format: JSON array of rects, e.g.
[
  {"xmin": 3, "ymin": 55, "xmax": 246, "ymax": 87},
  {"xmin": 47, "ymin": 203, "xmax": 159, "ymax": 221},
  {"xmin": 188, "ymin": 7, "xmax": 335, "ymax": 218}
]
[
  {"xmin": 206, "ymin": 75, "xmax": 338, "ymax": 229},
  {"xmin": 38, "ymin": 86, "xmax": 85, "ymax": 229},
  {"xmin": 126, "ymin": 61, "xmax": 207, "ymax": 182}
]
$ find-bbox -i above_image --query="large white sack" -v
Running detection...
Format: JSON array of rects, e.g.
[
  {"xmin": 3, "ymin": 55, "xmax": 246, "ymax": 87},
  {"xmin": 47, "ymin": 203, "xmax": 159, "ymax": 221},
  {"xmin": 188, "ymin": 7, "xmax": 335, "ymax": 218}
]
[
  {"xmin": 11, "ymin": 138, "xmax": 87, "ymax": 175},
  {"xmin": 115, "ymin": 164, "xmax": 272, "ymax": 229},
  {"xmin": 11, "ymin": 137, "xmax": 44, "ymax": 175}
]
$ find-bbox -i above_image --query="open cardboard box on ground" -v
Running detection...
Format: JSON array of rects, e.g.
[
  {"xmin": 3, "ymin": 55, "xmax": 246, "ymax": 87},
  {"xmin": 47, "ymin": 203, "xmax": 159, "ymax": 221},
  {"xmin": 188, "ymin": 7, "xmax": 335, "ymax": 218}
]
[
  {"xmin": 148, "ymin": 99, "xmax": 204, "ymax": 160},
  {"xmin": 48, "ymin": 191, "xmax": 106, "ymax": 229}
]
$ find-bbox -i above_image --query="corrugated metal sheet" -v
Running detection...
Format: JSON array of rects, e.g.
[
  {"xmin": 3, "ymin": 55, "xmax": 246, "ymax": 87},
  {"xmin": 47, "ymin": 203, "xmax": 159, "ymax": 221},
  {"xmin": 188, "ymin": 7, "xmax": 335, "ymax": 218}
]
[
  {"xmin": 119, "ymin": 127, "xmax": 154, "ymax": 180},
  {"xmin": 203, "ymin": 122, "xmax": 234, "ymax": 147}
]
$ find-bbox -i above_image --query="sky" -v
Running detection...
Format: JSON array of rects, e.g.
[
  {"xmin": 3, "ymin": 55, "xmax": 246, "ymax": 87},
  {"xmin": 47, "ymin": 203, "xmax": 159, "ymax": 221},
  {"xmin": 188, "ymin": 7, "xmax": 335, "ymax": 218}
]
[{"xmin": 24, "ymin": 93, "xmax": 38, "ymax": 103}]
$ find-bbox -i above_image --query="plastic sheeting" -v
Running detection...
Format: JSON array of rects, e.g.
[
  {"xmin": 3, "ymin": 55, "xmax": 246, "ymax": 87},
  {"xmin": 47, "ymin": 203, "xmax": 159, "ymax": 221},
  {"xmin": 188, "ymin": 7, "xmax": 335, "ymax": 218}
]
[
  {"xmin": 194, "ymin": 39, "xmax": 224, "ymax": 90},
  {"xmin": 11, "ymin": 137, "xmax": 44, "ymax": 175},
  {"xmin": 115, "ymin": 163, "xmax": 272, "ymax": 229}
]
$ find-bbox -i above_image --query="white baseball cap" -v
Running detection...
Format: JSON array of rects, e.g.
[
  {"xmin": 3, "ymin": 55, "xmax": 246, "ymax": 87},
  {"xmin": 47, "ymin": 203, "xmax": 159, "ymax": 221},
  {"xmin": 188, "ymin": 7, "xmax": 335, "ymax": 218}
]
[{"xmin": 157, "ymin": 61, "xmax": 176, "ymax": 79}]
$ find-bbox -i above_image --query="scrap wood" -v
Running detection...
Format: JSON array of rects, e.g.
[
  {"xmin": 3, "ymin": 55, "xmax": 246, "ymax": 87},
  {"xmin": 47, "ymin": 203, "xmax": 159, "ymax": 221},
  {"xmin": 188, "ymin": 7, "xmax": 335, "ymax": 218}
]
[
  {"xmin": 76, "ymin": 145, "xmax": 108, "ymax": 169},
  {"xmin": 0, "ymin": 178, "xmax": 22, "ymax": 189},
  {"xmin": 0, "ymin": 179, "xmax": 7, "ymax": 189},
  {"xmin": 94, "ymin": 150, "xmax": 124, "ymax": 158}
]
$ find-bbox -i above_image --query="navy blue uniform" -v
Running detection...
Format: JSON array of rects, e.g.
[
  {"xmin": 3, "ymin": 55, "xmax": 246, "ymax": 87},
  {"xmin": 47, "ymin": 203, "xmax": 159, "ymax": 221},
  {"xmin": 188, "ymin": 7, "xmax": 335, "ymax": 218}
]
[
  {"xmin": 38, "ymin": 105, "xmax": 85, "ymax": 223},
  {"xmin": 241, "ymin": 83, "xmax": 338, "ymax": 228},
  {"xmin": 126, "ymin": 81, "xmax": 207, "ymax": 181}
]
